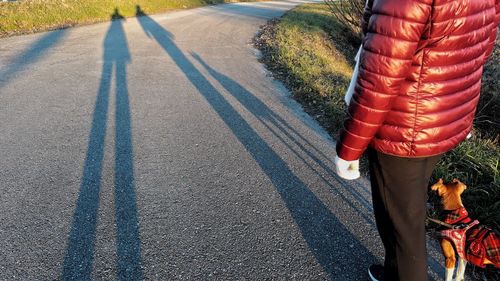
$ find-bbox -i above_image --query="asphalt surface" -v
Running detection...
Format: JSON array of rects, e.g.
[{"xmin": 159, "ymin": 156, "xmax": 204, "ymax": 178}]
[{"xmin": 0, "ymin": 1, "xmax": 450, "ymax": 280}]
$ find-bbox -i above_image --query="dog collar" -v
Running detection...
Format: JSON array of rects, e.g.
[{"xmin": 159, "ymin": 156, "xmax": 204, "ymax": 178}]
[{"xmin": 442, "ymin": 207, "xmax": 472, "ymax": 225}]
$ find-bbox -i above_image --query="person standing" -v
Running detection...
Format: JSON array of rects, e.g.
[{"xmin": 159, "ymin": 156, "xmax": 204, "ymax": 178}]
[{"xmin": 333, "ymin": 0, "xmax": 500, "ymax": 280}]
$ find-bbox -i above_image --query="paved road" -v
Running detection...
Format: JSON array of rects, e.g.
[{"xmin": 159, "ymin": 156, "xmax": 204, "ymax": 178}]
[{"xmin": 0, "ymin": 1, "xmax": 449, "ymax": 280}]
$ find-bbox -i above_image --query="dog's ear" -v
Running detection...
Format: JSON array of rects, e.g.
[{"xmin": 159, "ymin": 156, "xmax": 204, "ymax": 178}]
[
  {"xmin": 452, "ymin": 178, "xmax": 467, "ymax": 190},
  {"xmin": 431, "ymin": 179, "xmax": 446, "ymax": 196}
]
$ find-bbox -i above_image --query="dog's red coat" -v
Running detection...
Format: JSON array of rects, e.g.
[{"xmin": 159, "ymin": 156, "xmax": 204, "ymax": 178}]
[{"xmin": 440, "ymin": 207, "xmax": 500, "ymax": 268}]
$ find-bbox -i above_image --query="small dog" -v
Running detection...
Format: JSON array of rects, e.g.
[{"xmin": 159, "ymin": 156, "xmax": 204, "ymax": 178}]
[{"xmin": 431, "ymin": 179, "xmax": 500, "ymax": 281}]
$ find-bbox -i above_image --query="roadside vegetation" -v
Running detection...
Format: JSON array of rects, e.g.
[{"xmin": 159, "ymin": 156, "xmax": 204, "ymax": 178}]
[
  {"xmin": 255, "ymin": 3, "xmax": 359, "ymax": 135},
  {"xmin": 256, "ymin": 2, "xmax": 499, "ymax": 233},
  {"xmin": 256, "ymin": 3, "xmax": 499, "ymax": 278},
  {"xmin": 0, "ymin": 0, "xmax": 253, "ymax": 37}
]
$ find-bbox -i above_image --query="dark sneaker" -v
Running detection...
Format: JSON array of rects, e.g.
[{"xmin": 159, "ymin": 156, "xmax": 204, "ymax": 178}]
[{"xmin": 368, "ymin": 264, "xmax": 385, "ymax": 281}]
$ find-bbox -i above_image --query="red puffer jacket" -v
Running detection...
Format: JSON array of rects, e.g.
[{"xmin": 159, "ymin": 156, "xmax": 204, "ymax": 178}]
[{"xmin": 337, "ymin": 0, "xmax": 500, "ymax": 161}]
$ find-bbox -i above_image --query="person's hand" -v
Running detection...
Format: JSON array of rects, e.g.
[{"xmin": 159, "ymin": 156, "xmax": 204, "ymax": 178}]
[{"xmin": 334, "ymin": 155, "xmax": 360, "ymax": 180}]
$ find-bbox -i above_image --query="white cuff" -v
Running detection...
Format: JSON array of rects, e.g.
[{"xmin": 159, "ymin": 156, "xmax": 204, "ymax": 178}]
[{"xmin": 334, "ymin": 156, "xmax": 360, "ymax": 180}]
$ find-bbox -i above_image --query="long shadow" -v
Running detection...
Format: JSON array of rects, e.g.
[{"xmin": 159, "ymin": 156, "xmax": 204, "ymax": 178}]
[
  {"xmin": 191, "ymin": 54, "xmax": 375, "ymax": 216},
  {"xmin": 188, "ymin": 10, "xmax": 449, "ymax": 279},
  {"xmin": 0, "ymin": 29, "xmax": 67, "ymax": 89},
  {"xmin": 62, "ymin": 9, "xmax": 143, "ymax": 280},
  {"xmin": 191, "ymin": 30, "xmax": 449, "ymax": 281},
  {"xmin": 188, "ymin": 14, "xmax": 448, "ymax": 279},
  {"xmin": 136, "ymin": 7, "xmax": 377, "ymax": 279}
]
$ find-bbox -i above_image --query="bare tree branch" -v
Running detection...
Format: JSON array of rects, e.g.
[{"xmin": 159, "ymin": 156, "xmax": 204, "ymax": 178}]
[{"xmin": 324, "ymin": 0, "xmax": 364, "ymax": 34}]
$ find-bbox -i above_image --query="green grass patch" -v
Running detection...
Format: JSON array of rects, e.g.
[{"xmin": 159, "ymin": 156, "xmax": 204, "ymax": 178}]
[
  {"xmin": 256, "ymin": 3, "xmax": 500, "ymax": 232},
  {"xmin": 256, "ymin": 3, "xmax": 360, "ymax": 134},
  {"xmin": 0, "ymin": 0, "xmax": 254, "ymax": 37}
]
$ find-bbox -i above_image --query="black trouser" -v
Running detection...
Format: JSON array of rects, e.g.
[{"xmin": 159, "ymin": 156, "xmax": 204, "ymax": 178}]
[{"xmin": 368, "ymin": 149, "xmax": 443, "ymax": 281}]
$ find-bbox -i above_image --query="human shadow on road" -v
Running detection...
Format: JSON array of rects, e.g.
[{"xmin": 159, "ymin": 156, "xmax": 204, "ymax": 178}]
[
  {"xmin": 136, "ymin": 7, "xmax": 377, "ymax": 279},
  {"xmin": 191, "ymin": 53, "xmax": 376, "ymax": 223},
  {"xmin": 0, "ymin": 29, "xmax": 67, "ymax": 89},
  {"xmin": 62, "ymin": 9, "xmax": 143, "ymax": 281}
]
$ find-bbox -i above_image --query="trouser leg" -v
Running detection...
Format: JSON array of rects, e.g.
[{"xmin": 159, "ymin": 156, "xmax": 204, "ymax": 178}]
[
  {"xmin": 369, "ymin": 149, "xmax": 398, "ymax": 280},
  {"xmin": 368, "ymin": 149, "xmax": 442, "ymax": 281}
]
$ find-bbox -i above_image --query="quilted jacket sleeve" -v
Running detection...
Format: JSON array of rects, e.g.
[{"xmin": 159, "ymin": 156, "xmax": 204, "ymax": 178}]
[
  {"xmin": 483, "ymin": 0, "xmax": 500, "ymax": 63},
  {"xmin": 337, "ymin": 0, "xmax": 432, "ymax": 161}
]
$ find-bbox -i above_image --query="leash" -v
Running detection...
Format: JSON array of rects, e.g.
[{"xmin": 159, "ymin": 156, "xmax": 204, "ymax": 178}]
[
  {"xmin": 427, "ymin": 217, "xmax": 455, "ymax": 229},
  {"xmin": 427, "ymin": 217, "xmax": 472, "ymax": 229}
]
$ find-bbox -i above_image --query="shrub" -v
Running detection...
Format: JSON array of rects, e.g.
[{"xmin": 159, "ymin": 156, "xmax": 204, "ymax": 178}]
[{"xmin": 324, "ymin": 0, "xmax": 365, "ymax": 34}]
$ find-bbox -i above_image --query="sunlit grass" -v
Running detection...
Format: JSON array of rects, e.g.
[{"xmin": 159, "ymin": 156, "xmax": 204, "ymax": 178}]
[
  {"xmin": 256, "ymin": 3, "xmax": 360, "ymax": 133},
  {"xmin": 0, "ymin": 0, "xmax": 255, "ymax": 36}
]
